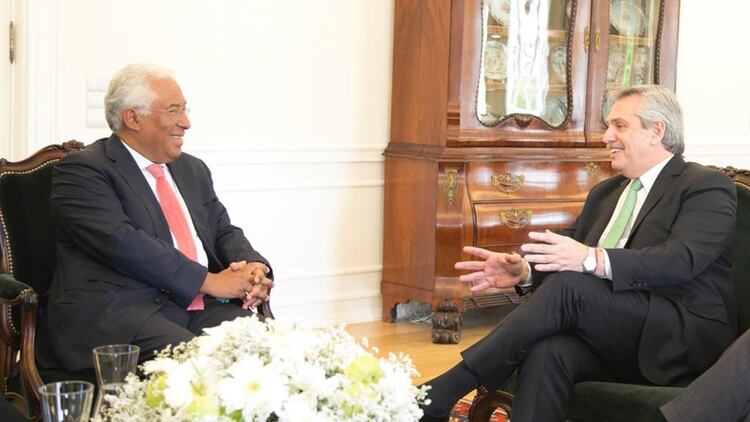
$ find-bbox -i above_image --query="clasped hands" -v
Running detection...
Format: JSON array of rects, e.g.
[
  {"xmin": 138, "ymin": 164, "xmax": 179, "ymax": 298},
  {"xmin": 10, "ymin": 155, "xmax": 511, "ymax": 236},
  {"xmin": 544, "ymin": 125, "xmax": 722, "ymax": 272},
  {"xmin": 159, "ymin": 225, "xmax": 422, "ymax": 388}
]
[
  {"xmin": 202, "ymin": 261, "xmax": 273, "ymax": 310},
  {"xmin": 455, "ymin": 230, "xmax": 588, "ymax": 293}
]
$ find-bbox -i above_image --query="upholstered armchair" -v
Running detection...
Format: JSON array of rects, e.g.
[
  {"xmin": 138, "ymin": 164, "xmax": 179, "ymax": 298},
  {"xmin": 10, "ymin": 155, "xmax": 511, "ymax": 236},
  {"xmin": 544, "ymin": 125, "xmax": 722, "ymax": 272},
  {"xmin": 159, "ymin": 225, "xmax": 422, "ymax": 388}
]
[
  {"xmin": 468, "ymin": 166, "xmax": 750, "ymax": 422},
  {"xmin": 0, "ymin": 141, "xmax": 85, "ymax": 418},
  {"xmin": 0, "ymin": 141, "xmax": 276, "ymax": 419}
]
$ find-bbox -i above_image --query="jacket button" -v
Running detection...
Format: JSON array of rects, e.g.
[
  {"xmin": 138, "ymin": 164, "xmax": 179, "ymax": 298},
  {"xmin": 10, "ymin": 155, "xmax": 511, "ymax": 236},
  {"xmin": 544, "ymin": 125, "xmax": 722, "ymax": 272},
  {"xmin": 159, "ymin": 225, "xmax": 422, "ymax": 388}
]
[{"xmin": 154, "ymin": 297, "xmax": 164, "ymax": 305}]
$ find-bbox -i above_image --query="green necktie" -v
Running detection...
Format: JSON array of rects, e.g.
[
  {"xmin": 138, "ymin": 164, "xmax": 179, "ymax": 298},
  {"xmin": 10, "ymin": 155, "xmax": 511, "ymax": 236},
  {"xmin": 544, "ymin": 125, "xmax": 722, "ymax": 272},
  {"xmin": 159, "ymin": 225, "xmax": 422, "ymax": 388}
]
[{"xmin": 600, "ymin": 179, "xmax": 643, "ymax": 248}]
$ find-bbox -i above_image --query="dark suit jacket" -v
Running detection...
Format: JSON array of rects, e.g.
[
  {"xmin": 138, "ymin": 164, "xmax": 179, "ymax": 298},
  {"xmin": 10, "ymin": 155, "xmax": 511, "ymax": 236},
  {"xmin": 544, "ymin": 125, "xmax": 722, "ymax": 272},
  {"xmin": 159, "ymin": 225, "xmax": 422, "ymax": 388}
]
[
  {"xmin": 46, "ymin": 135, "xmax": 271, "ymax": 371},
  {"xmin": 535, "ymin": 155, "xmax": 738, "ymax": 385}
]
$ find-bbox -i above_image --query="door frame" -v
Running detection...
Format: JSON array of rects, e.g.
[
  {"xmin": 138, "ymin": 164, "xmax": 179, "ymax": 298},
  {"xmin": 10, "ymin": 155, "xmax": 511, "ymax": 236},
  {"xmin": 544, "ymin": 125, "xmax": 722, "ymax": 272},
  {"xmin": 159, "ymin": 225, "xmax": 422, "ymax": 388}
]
[{"xmin": 2, "ymin": 0, "xmax": 58, "ymax": 161}]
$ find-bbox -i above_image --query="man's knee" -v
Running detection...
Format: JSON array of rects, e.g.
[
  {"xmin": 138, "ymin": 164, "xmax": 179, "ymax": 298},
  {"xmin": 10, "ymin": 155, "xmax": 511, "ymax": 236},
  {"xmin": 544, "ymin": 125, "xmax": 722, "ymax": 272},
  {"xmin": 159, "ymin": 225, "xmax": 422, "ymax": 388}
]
[
  {"xmin": 535, "ymin": 271, "xmax": 600, "ymax": 298},
  {"xmin": 525, "ymin": 335, "xmax": 586, "ymax": 368},
  {"xmin": 522, "ymin": 335, "xmax": 607, "ymax": 383}
]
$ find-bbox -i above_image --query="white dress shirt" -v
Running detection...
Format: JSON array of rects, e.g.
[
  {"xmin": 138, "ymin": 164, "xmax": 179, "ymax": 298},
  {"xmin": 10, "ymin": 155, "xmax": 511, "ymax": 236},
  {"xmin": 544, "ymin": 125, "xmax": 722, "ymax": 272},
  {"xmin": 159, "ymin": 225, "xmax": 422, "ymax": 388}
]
[{"xmin": 121, "ymin": 140, "xmax": 209, "ymax": 268}]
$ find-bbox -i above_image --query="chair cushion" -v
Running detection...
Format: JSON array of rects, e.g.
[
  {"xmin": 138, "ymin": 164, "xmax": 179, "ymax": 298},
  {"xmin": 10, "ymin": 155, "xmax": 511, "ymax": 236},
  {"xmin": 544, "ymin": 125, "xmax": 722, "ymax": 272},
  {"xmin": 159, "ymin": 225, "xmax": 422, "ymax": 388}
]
[
  {"xmin": 570, "ymin": 381, "xmax": 683, "ymax": 422},
  {"xmin": 495, "ymin": 370, "xmax": 683, "ymax": 422}
]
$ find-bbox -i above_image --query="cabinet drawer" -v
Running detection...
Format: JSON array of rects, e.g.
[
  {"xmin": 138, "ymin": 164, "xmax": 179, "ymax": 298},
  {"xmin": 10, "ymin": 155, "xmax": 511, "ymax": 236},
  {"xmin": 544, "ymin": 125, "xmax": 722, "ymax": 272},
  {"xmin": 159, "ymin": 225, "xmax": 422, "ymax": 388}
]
[
  {"xmin": 474, "ymin": 202, "xmax": 584, "ymax": 248},
  {"xmin": 467, "ymin": 161, "xmax": 611, "ymax": 202}
]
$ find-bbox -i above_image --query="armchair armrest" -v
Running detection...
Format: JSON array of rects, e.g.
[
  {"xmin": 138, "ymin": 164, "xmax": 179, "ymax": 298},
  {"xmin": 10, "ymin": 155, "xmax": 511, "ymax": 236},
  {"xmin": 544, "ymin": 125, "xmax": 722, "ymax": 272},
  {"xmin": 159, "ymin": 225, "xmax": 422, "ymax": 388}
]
[
  {"xmin": 0, "ymin": 273, "xmax": 43, "ymax": 419},
  {"xmin": 0, "ymin": 273, "xmax": 33, "ymax": 300},
  {"xmin": 258, "ymin": 296, "xmax": 274, "ymax": 320}
]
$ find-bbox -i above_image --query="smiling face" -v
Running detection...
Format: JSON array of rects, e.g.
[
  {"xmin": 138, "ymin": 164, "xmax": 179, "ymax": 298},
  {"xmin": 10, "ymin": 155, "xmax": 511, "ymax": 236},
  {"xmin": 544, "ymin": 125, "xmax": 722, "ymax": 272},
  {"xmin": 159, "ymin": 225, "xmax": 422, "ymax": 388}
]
[
  {"xmin": 121, "ymin": 77, "xmax": 191, "ymax": 164},
  {"xmin": 603, "ymin": 94, "xmax": 671, "ymax": 178}
]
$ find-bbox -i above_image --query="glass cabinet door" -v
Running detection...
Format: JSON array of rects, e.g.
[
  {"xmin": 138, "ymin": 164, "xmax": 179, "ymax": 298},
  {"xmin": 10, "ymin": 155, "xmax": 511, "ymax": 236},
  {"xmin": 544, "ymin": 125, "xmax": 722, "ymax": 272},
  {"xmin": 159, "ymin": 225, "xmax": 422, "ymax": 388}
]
[
  {"xmin": 601, "ymin": 0, "xmax": 661, "ymax": 119},
  {"xmin": 477, "ymin": 0, "xmax": 574, "ymax": 128},
  {"xmin": 585, "ymin": 0, "xmax": 678, "ymax": 143}
]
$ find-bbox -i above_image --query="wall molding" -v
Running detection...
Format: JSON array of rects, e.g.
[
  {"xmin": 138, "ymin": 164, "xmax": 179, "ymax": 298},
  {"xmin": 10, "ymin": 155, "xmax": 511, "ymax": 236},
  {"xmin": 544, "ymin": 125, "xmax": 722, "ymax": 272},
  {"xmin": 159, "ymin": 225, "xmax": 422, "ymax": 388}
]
[
  {"xmin": 685, "ymin": 145, "xmax": 750, "ymax": 169},
  {"xmin": 275, "ymin": 290, "xmax": 381, "ymax": 308},
  {"xmin": 271, "ymin": 265, "xmax": 384, "ymax": 325},
  {"xmin": 280, "ymin": 265, "xmax": 382, "ymax": 281},
  {"xmin": 188, "ymin": 144, "xmax": 386, "ymax": 165},
  {"xmin": 273, "ymin": 299, "xmax": 383, "ymax": 326},
  {"xmin": 219, "ymin": 180, "xmax": 384, "ymax": 193},
  {"xmin": 686, "ymin": 144, "xmax": 750, "ymax": 158}
]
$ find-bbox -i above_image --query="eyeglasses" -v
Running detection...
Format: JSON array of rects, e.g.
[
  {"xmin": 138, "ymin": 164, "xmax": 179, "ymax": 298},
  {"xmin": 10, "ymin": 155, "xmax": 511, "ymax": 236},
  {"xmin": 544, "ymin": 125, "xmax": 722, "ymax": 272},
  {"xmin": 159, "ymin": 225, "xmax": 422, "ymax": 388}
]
[{"xmin": 152, "ymin": 108, "xmax": 191, "ymax": 118}]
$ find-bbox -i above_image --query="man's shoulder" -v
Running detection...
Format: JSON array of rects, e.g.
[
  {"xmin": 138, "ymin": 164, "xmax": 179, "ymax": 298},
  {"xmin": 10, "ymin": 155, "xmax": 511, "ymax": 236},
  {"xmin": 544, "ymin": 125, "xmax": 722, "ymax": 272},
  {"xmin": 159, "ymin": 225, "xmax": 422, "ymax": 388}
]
[
  {"xmin": 174, "ymin": 151, "xmax": 203, "ymax": 165},
  {"xmin": 169, "ymin": 151, "xmax": 211, "ymax": 175},
  {"xmin": 57, "ymin": 137, "xmax": 109, "ymax": 165},
  {"xmin": 680, "ymin": 161, "xmax": 734, "ymax": 189},
  {"xmin": 63, "ymin": 138, "xmax": 110, "ymax": 160}
]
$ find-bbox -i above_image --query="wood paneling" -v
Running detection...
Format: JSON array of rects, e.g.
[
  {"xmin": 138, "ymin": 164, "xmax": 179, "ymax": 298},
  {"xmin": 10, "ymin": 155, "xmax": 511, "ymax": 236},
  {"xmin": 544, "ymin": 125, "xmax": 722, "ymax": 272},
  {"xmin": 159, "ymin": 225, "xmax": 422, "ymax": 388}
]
[
  {"xmin": 381, "ymin": 156, "xmax": 438, "ymax": 320},
  {"xmin": 390, "ymin": 0, "xmax": 452, "ymax": 146}
]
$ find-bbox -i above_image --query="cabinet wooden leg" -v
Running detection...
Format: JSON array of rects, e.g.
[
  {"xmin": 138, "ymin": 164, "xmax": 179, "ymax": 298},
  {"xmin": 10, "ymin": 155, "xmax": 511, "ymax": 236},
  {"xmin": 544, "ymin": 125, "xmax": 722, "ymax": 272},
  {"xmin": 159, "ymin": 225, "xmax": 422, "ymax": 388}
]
[
  {"xmin": 382, "ymin": 295, "xmax": 397, "ymax": 322},
  {"xmin": 431, "ymin": 298, "xmax": 463, "ymax": 344}
]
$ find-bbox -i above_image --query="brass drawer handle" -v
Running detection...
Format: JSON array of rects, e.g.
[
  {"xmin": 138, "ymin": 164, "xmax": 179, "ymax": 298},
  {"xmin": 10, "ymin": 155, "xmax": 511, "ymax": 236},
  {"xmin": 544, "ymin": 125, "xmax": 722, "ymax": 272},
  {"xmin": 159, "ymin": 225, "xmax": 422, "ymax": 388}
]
[
  {"xmin": 584, "ymin": 162, "xmax": 600, "ymax": 175},
  {"xmin": 442, "ymin": 168, "xmax": 459, "ymax": 205},
  {"xmin": 492, "ymin": 172, "xmax": 525, "ymax": 193},
  {"xmin": 499, "ymin": 208, "xmax": 533, "ymax": 230}
]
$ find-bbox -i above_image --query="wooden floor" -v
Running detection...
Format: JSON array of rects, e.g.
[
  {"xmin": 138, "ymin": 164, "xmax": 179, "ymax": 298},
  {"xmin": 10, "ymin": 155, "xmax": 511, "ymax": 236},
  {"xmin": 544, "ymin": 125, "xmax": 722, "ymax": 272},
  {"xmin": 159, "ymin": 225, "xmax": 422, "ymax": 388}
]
[{"xmin": 344, "ymin": 305, "xmax": 516, "ymax": 385}]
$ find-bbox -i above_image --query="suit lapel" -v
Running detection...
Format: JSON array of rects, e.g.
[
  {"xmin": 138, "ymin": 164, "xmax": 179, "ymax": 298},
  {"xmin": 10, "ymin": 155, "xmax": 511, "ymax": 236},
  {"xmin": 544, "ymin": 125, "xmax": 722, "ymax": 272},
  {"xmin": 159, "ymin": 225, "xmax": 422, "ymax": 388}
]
[
  {"xmin": 585, "ymin": 177, "xmax": 629, "ymax": 245},
  {"xmin": 627, "ymin": 155, "xmax": 685, "ymax": 245},
  {"xmin": 104, "ymin": 135, "xmax": 172, "ymax": 242}
]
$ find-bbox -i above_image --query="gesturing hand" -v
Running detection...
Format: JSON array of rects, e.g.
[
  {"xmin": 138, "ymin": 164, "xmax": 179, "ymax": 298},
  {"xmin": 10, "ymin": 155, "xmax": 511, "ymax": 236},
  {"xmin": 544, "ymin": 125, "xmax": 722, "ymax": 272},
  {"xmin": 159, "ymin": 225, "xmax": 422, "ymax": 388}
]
[
  {"xmin": 520, "ymin": 230, "xmax": 588, "ymax": 273},
  {"xmin": 454, "ymin": 246, "xmax": 528, "ymax": 293}
]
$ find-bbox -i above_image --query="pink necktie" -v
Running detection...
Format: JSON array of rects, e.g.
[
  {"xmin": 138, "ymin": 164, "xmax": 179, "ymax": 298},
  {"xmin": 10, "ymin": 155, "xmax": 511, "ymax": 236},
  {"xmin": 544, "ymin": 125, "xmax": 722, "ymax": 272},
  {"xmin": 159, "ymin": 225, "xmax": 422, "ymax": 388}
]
[{"xmin": 146, "ymin": 164, "xmax": 205, "ymax": 311}]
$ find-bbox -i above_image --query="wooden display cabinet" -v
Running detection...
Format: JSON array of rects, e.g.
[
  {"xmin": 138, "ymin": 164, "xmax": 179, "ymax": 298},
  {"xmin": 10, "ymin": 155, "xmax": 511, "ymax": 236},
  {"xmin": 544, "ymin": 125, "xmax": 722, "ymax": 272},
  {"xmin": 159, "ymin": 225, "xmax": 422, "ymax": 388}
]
[{"xmin": 382, "ymin": 0, "xmax": 680, "ymax": 343}]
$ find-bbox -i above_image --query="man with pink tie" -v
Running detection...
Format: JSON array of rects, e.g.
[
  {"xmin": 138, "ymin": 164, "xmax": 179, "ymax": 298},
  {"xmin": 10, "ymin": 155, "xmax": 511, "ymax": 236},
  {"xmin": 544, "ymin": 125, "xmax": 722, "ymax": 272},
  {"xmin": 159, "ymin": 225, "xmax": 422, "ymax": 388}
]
[{"xmin": 42, "ymin": 64, "xmax": 273, "ymax": 372}]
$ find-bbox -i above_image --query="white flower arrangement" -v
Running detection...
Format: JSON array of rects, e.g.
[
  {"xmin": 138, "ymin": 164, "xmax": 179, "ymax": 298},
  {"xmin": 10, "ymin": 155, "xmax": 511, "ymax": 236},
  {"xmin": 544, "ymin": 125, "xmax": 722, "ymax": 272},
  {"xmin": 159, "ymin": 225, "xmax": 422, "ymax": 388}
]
[{"xmin": 95, "ymin": 315, "xmax": 429, "ymax": 421}]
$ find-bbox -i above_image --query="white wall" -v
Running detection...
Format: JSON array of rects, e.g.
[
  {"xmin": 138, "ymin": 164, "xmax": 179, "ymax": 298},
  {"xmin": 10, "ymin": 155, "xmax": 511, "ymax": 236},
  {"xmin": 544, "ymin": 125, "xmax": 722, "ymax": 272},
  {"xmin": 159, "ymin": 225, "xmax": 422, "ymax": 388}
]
[
  {"xmin": 18, "ymin": 0, "xmax": 394, "ymax": 326},
  {"xmin": 10, "ymin": 0, "xmax": 750, "ymax": 325},
  {"xmin": 677, "ymin": 0, "xmax": 750, "ymax": 167}
]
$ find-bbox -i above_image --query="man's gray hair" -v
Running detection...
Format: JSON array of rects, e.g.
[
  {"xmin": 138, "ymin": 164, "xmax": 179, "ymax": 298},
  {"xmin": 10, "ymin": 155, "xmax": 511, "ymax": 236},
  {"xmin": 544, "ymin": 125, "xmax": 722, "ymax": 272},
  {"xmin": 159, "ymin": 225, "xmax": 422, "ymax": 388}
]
[
  {"xmin": 104, "ymin": 64, "xmax": 173, "ymax": 132},
  {"xmin": 610, "ymin": 84, "xmax": 685, "ymax": 156}
]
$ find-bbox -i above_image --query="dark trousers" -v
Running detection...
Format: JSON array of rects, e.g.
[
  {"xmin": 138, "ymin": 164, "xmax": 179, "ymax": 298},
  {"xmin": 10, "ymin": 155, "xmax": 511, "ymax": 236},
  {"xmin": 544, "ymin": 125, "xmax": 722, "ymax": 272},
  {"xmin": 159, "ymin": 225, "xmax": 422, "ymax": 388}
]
[
  {"xmin": 462, "ymin": 272, "xmax": 651, "ymax": 422},
  {"xmin": 133, "ymin": 297, "xmax": 253, "ymax": 362}
]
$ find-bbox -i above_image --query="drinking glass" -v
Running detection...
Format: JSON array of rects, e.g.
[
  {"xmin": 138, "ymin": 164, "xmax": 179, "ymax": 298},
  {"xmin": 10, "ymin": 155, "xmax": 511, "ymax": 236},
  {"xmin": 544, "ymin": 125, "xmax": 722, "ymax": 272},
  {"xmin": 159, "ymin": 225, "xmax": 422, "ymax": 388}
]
[
  {"xmin": 92, "ymin": 344, "xmax": 139, "ymax": 416},
  {"xmin": 38, "ymin": 381, "xmax": 94, "ymax": 422}
]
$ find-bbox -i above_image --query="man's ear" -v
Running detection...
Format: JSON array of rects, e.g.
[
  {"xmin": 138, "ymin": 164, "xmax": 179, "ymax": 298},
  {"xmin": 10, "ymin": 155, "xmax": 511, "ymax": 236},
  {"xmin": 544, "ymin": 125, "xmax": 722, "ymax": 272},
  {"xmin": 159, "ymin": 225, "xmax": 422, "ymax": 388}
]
[
  {"xmin": 650, "ymin": 121, "xmax": 666, "ymax": 145},
  {"xmin": 122, "ymin": 109, "xmax": 141, "ymax": 131}
]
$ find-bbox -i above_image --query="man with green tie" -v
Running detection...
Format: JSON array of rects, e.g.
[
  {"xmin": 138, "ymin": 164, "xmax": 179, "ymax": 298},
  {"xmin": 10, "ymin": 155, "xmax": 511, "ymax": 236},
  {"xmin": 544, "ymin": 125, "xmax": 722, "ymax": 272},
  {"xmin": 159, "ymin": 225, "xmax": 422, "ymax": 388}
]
[{"xmin": 419, "ymin": 85, "xmax": 738, "ymax": 422}]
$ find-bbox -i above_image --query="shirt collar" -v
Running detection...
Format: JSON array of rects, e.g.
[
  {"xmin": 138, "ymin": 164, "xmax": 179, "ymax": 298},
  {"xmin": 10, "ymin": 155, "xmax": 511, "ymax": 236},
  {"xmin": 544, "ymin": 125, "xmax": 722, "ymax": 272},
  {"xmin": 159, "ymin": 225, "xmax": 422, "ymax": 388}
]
[
  {"xmin": 636, "ymin": 154, "xmax": 674, "ymax": 193},
  {"xmin": 118, "ymin": 136, "xmax": 162, "ymax": 170}
]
